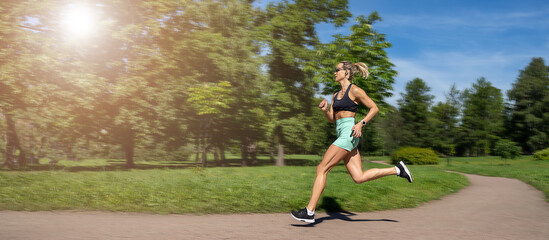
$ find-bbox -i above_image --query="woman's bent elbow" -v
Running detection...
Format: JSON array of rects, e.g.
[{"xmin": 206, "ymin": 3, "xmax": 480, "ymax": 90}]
[{"xmin": 371, "ymin": 106, "xmax": 379, "ymax": 115}]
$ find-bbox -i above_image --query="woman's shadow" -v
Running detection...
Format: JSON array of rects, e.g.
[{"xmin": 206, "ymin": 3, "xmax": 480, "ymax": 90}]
[{"xmin": 291, "ymin": 197, "xmax": 398, "ymax": 227}]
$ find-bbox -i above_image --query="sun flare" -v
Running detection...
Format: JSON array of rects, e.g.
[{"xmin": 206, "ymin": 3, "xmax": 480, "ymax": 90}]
[{"xmin": 62, "ymin": 4, "xmax": 95, "ymax": 38}]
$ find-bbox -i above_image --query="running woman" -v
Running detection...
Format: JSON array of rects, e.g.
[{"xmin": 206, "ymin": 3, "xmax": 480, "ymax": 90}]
[{"xmin": 291, "ymin": 61, "xmax": 413, "ymax": 223}]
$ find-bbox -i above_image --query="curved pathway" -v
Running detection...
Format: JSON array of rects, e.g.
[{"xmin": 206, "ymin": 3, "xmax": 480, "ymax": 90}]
[{"xmin": 1, "ymin": 173, "xmax": 548, "ymax": 240}]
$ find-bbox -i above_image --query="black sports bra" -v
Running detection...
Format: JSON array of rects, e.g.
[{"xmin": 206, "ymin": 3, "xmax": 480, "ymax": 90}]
[{"xmin": 332, "ymin": 84, "xmax": 358, "ymax": 113}]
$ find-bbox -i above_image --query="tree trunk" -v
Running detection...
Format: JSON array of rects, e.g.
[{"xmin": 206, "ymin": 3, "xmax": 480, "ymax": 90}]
[
  {"xmin": 201, "ymin": 142, "xmax": 208, "ymax": 168},
  {"xmin": 269, "ymin": 134, "xmax": 275, "ymax": 162},
  {"xmin": 122, "ymin": 130, "xmax": 135, "ymax": 167},
  {"xmin": 276, "ymin": 128, "xmax": 285, "ymax": 166},
  {"xmin": 194, "ymin": 133, "xmax": 200, "ymax": 163},
  {"xmin": 213, "ymin": 145, "xmax": 220, "ymax": 167},
  {"xmin": 276, "ymin": 142, "xmax": 285, "ymax": 166},
  {"xmin": 65, "ymin": 144, "xmax": 77, "ymax": 161},
  {"xmin": 3, "ymin": 113, "xmax": 26, "ymax": 167},
  {"xmin": 248, "ymin": 142, "xmax": 258, "ymax": 166},
  {"xmin": 241, "ymin": 143, "xmax": 248, "ymax": 167},
  {"xmin": 200, "ymin": 117, "xmax": 212, "ymax": 168},
  {"xmin": 219, "ymin": 143, "xmax": 226, "ymax": 167}
]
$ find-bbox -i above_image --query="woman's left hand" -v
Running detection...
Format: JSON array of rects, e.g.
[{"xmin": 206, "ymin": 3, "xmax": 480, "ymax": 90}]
[{"xmin": 351, "ymin": 124, "xmax": 363, "ymax": 138}]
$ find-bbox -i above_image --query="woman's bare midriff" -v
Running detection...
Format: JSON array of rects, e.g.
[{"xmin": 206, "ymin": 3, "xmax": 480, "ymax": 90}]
[{"xmin": 335, "ymin": 111, "xmax": 356, "ymax": 120}]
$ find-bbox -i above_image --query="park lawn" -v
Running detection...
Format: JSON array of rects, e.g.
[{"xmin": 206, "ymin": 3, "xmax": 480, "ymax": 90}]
[
  {"xmin": 0, "ymin": 159, "xmax": 467, "ymax": 214},
  {"xmin": 440, "ymin": 156, "xmax": 549, "ymax": 202}
]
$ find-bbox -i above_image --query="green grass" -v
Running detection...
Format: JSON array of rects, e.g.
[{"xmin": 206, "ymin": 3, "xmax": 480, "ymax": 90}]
[
  {"xmin": 0, "ymin": 158, "xmax": 467, "ymax": 214},
  {"xmin": 439, "ymin": 155, "xmax": 549, "ymax": 202}
]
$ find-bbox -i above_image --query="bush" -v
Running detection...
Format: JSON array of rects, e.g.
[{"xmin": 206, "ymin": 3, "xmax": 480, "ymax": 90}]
[
  {"xmin": 391, "ymin": 147, "xmax": 439, "ymax": 165},
  {"xmin": 533, "ymin": 148, "xmax": 549, "ymax": 160},
  {"xmin": 493, "ymin": 139, "xmax": 521, "ymax": 159}
]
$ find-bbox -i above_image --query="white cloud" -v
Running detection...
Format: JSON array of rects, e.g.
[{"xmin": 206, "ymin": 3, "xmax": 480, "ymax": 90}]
[
  {"xmin": 386, "ymin": 50, "xmax": 546, "ymax": 106},
  {"xmin": 379, "ymin": 8, "xmax": 549, "ymax": 32}
]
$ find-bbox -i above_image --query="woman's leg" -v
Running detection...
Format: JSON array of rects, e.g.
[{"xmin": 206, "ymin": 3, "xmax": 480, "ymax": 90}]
[
  {"xmin": 344, "ymin": 149, "xmax": 396, "ymax": 184},
  {"xmin": 306, "ymin": 144, "xmax": 350, "ymax": 212}
]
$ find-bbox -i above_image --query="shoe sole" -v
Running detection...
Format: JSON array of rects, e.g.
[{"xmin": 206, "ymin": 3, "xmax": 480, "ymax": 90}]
[
  {"xmin": 399, "ymin": 161, "xmax": 413, "ymax": 183},
  {"xmin": 291, "ymin": 213, "xmax": 315, "ymax": 223}
]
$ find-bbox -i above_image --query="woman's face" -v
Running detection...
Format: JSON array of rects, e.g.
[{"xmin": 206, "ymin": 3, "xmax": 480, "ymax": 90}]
[{"xmin": 334, "ymin": 63, "xmax": 346, "ymax": 82}]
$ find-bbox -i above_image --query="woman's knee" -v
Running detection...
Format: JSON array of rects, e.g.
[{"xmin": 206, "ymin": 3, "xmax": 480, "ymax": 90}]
[
  {"xmin": 316, "ymin": 164, "xmax": 330, "ymax": 175},
  {"xmin": 351, "ymin": 175, "xmax": 363, "ymax": 184}
]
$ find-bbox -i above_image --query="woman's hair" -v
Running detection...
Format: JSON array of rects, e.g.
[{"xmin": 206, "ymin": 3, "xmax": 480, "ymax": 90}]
[{"xmin": 340, "ymin": 61, "xmax": 369, "ymax": 80}]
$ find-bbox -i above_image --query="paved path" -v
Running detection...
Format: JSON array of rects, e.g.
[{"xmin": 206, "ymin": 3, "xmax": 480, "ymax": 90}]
[{"xmin": 1, "ymin": 173, "xmax": 549, "ymax": 240}]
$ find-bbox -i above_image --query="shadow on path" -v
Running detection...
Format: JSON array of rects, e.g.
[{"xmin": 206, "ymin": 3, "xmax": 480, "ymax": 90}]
[{"xmin": 291, "ymin": 197, "xmax": 398, "ymax": 227}]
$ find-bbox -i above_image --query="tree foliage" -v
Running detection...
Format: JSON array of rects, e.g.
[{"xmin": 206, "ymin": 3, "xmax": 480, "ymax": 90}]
[
  {"xmin": 507, "ymin": 57, "xmax": 549, "ymax": 153},
  {"xmin": 1, "ymin": 0, "xmax": 356, "ymax": 167},
  {"xmin": 0, "ymin": 0, "xmax": 67, "ymax": 166},
  {"xmin": 5, "ymin": 0, "xmax": 547, "ymax": 166},
  {"xmin": 260, "ymin": 0, "xmax": 351, "ymax": 165},
  {"xmin": 431, "ymin": 84, "xmax": 460, "ymax": 156},
  {"xmin": 397, "ymin": 78, "xmax": 434, "ymax": 148},
  {"xmin": 458, "ymin": 78, "xmax": 504, "ymax": 156}
]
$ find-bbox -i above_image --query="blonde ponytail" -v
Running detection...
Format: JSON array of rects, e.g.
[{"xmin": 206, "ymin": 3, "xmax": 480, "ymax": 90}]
[
  {"xmin": 340, "ymin": 61, "xmax": 370, "ymax": 81},
  {"xmin": 354, "ymin": 62, "xmax": 369, "ymax": 79}
]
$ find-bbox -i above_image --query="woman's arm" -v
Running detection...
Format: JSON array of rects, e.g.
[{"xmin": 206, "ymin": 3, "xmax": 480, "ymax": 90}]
[
  {"xmin": 318, "ymin": 93, "xmax": 336, "ymax": 123},
  {"xmin": 350, "ymin": 86, "xmax": 379, "ymax": 138}
]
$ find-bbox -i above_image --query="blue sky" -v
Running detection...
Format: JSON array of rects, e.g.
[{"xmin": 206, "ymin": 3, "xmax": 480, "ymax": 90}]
[{"xmin": 315, "ymin": 0, "xmax": 549, "ymax": 105}]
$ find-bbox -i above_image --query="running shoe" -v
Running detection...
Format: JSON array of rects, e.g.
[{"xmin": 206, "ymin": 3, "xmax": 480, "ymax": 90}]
[
  {"xmin": 396, "ymin": 161, "xmax": 413, "ymax": 183},
  {"xmin": 290, "ymin": 208, "xmax": 315, "ymax": 223}
]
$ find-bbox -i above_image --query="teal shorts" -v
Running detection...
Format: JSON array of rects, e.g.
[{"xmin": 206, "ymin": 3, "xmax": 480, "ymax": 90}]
[{"xmin": 332, "ymin": 117, "xmax": 360, "ymax": 151}]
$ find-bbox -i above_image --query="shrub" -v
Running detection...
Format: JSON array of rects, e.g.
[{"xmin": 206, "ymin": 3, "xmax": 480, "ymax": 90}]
[
  {"xmin": 533, "ymin": 148, "xmax": 549, "ymax": 161},
  {"xmin": 493, "ymin": 139, "xmax": 521, "ymax": 159},
  {"xmin": 391, "ymin": 147, "xmax": 439, "ymax": 165}
]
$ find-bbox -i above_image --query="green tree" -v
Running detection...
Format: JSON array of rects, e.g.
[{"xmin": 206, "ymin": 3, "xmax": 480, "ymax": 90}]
[
  {"xmin": 397, "ymin": 78, "xmax": 435, "ymax": 148},
  {"xmin": 1, "ymin": 1, "xmax": 113, "ymax": 166},
  {"xmin": 0, "ymin": 0, "xmax": 66, "ymax": 167},
  {"xmin": 376, "ymin": 105, "xmax": 404, "ymax": 154},
  {"xmin": 458, "ymin": 78, "xmax": 504, "ymax": 156},
  {"xmin": 170, "ymin": 0, "xmax": 267, "ymax": 166},
  {"xmin": 302, "ymin": 97, "xmax": 334, "ymax": 155},
  {"xmin": 210, "ymin": 0, "xmax": 268, "ymax": 166},
  {"xmin": 81, "ymin": 1, "xmax": 183, "ymax": 167},
  {"xmin": 260, "ymin": 0, "xmax": 351, "ymax": 165},
  {"xmin": 188, "ymin": 81, "xmax": 233, "ymax": 167},
  {"xmin": 431, "ymin": 84, "xmax": 461, "ymax": 155},
  {"xmin": 507, "ymin": 57, "xmax": 549, "ymax": 153},
  {"xmin": 10, "ymin": 0, "xmax": 270, "ymax": 168}
]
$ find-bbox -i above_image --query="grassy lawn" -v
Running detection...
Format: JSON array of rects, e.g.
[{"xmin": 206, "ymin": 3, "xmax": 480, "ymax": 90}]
[{"xmin": 0, "ymin": 157, "xmax": 467, "ymax": 214}]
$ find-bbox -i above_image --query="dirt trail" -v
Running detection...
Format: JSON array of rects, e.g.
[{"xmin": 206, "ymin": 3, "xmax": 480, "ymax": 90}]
[{"xmin": 1, "ymin": 173, "xmax": 549, "ymax": 240}]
